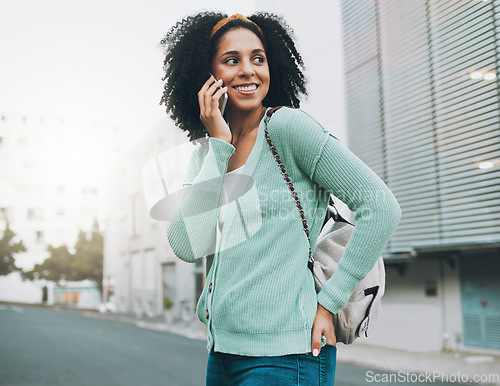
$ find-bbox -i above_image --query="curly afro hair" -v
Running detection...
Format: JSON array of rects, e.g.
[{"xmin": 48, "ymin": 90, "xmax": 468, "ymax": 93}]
[{"xmin": 159, "ymin": 11, "xmax": 307, "ymax": 141}]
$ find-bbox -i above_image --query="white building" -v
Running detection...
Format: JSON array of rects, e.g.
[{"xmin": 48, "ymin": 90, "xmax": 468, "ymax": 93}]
[
  {"xmin": 103, "ymin": 118, "xmax": 204, "ymax": 321},
  {"xmin": 0, "ymin": 113, "xmax": 125, "ymax": 305}
]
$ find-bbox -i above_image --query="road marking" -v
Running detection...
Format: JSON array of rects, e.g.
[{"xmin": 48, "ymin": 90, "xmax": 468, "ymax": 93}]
[{"xmin": 11, "ymin": 306, "xmax": 25, "ymax": 313}]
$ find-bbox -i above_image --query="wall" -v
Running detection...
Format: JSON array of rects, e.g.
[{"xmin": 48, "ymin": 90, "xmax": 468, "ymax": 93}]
[{"xmin": 363, "ymin": 260, "xmax": 444, "ymax": 351}]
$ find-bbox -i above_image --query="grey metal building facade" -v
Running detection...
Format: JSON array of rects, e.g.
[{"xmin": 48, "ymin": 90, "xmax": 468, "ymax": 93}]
[{"xmin": 341, "ymin": 0, "xmax": 500, "ymax": 351}]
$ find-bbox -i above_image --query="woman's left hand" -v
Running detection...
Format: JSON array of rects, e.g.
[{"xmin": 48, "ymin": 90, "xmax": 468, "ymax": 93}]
[{"xmin": 311, "ymin": 303, "xmax": 336, "ymax": 356}]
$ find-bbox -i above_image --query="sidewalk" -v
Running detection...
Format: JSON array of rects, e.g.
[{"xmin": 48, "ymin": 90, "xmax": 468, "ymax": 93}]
[
  {"xmin": 85, "ymin": 310, "xmax": 500, "ymax": 385},
  {"xmin": 337, "ymin": 342, "xmax": 500, "ymax": 385},
  {"xmin": 82, "ymin": 310, "xmax": 207, "ymax": 341}
]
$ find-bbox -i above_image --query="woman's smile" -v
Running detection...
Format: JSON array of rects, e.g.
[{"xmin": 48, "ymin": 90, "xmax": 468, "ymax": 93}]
[{"xmin": 233, "ymin": 83, "xmax": 258, "ymax": 95}]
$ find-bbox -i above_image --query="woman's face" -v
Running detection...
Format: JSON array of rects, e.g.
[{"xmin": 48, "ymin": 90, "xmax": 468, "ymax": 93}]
[{"xmin": 211, "ymin": 28, "xmax": 270, "ymax": 114}]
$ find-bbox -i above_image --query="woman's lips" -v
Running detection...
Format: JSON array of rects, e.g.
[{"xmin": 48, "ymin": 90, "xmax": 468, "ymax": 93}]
[{"xmin": 233, "ymin": 84, "xmax": 258, "ymax": 95}]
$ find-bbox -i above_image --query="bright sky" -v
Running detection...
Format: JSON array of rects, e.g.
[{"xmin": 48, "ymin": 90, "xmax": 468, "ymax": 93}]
[{"xmin": 0, "ymin": 0, "xmax": 257, "ymax": 137}]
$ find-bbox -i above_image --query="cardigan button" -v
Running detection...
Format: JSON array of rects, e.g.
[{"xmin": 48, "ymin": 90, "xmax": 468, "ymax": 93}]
[
  {"xmin": 209, "ymin": 283, "xmax": 213, "ymax": 293},
  {"xmin": 206, "ymin": 309, "xmax": 209, "ymax": 320}
]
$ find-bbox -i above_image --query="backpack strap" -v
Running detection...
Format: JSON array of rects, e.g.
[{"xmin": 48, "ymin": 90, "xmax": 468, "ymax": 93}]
[
  {"xmin": 264, "ymin": 106, "xmax": 313, "ymax": 264},
  {"xmin": 264, "ymin": 106, "xmax": 351, "ymax": 271},
  {"xmin": 266, "ymin": 106, "xmax": 284, "ymax": 117}
]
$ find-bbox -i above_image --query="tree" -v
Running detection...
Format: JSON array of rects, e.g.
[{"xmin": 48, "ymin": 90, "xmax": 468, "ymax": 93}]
[
  {"xmin": 22, "ymin": 219, "xmax": 104, "ymax": 298},
  {"xmin": 0, "ymin": 220, "xmax": 27, "ymax": 276},
  {"xmin": 72, "ymin": 220, "xmax": 104, "ymax": 295},
  {"xmin": 22, "ymin": 245, "xmax": 73, "ymax": 282}
]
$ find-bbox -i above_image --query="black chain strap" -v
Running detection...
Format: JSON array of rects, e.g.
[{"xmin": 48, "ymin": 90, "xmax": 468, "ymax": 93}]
[{"xmin": 264, "ymin": 111, "xmax": 313, "ymax": 265}]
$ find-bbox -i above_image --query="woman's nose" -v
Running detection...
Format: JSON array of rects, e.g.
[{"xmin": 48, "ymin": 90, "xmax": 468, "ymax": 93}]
[{"xmin": 239, "ymin": 61, "xmax": 255, "ymax": 77}]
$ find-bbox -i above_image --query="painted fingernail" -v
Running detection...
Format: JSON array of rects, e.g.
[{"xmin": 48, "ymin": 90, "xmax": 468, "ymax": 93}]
[{"xmin": 312, "ymin": 349, "xmax": 319, "ymax": 357}]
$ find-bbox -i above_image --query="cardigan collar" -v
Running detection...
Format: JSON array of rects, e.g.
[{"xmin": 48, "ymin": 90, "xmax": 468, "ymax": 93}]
[{"xmin": 217, "ymin": 108, "xmax": 270, "ymax": 243}]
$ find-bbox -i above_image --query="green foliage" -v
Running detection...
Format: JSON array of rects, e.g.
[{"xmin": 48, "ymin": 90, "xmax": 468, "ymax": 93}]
[
  {"xmin": 0, "ymin": 221, "xmax": 27, "ymax": 276},
  {"xmin": 22, "ymin": 245, "xmax": 74, "ymax": 282},
  {"xmin": 22, "ymin": 219, "xmax": 104, "ymax": 295},
  {"xmin": 163, "ymin": 296, "xmax": 174, "ymax": 310}
]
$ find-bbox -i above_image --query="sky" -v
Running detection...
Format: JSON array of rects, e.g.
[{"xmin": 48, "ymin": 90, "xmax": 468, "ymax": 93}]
[{"xmin": 0, "ymin": 0, "xmax": 257, "ymax": 137}]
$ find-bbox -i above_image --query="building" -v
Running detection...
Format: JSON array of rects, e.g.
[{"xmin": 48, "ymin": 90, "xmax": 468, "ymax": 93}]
[
  {"xmin": 0, "ymin": 113, "xmax": 124, "ymax": 306},
  {"xmin": 103, "ymin": 118, "xmax": 204, "ymax": 321},
  {"xmin": 340, "ymin": 0, "xmax": 500, "ymax": 352}
]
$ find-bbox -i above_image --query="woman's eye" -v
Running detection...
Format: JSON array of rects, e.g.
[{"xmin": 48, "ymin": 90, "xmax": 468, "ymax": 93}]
[
  {"xmin": 225, "ymin": 58, "xmax": 238, "ymax": 64},
  {"xmin": 253, "ymin": 56, "xmax": 265, "ymax": 64}
]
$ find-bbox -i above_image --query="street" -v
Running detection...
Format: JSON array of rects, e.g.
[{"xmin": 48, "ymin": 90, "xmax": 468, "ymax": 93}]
[
  {"xmin": 0, "ymin": 305, "xmax": 207, "ymax": 386},
  {"xmin": 0, "ymin": 305, "xmax": 475, "ymax": 386}
]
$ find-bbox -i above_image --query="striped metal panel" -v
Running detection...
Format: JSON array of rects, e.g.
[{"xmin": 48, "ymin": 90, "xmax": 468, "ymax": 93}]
[
  {"xmin": 380, "ymin": 0, "xmax": 440, "ymax": 250},
  {"xmin": 341, "ymin": 0, "xmax": 500, "ymax": 253},
  {"xmin": 429, "ymin": 0, "xmax": 500, "ymax": 245},
  {"xmin": 343, "ymin": 0, "xmax": 386, "ymax": 180}
]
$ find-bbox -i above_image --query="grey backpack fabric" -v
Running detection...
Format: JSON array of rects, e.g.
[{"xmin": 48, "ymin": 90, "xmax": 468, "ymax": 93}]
[
  {"xmin": 264, "ymin": 107, "xmax": 385, "ymax": 345},
  {"xmin": 311, "ymin": 201, "xmax": 385, "ymax": 344}
]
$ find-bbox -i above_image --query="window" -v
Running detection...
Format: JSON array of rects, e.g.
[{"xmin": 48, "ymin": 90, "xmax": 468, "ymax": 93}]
[
  {"xmin": 130, "ymin": 193, "xmax": 142, "ymax": 237},
  {"xmin": 36, "ymin": 230, "xmax": 44, "ymax": 244},
  {"xmin": 425, "ymin": 280, "xmax": 438, "ymax": 297},
  {"xmin": 82, "ymin": 187, "xmax": 99, "ymax": 195},
  {"xmin": 27, "ymin": 208, "xmax": 43, "ymax": 221},
  {"xmin": 0, "ymin": 207, "xmax": 9, "ymax": 219}
]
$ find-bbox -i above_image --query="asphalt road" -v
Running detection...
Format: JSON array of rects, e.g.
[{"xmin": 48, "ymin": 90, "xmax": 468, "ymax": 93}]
[
  {"xmin": 0, "ymin": 305, "xmax": 474, "ymax": 386},
  {"xmin": 0, "ymin": 305, "xmax": 207, "ymax": 386}
]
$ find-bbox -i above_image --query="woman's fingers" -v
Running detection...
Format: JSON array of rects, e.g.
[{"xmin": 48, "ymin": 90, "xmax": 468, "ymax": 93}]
[
  {"xmin": 199, "ymin": 77, "xmax": 223, "ymax": 118},
  {"xmin": 210, "ymin": 86, "xmax": 228, "ymax": 112},
  {"xmin": 327, "ymin": 326, "xmax": 337, "ymax": 347},
  {"xmin": 311, "ymin": 303, "xmax": 336, "ymax": 356},
  {"xmin": 311, "ymin": 323, "xmax": 323, "ymax": 357},
  {"xmin": 198, "ymin": 76, "xmax": 231, "ymax": 141},
  {"xmin": 204, "ymin": 79, "xmax": 224, "ymax": 114},
  {"xmin": 198, "ymin": 76, "xmax": 217, "ymax": 115}
]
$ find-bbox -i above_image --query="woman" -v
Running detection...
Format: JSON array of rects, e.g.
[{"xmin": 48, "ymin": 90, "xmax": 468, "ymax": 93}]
[{"xmin": 160, "ymin": 12, "xmax": 401, "ymax": 385}]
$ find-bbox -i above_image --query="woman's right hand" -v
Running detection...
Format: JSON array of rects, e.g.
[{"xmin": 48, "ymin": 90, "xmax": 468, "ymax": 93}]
[{"xmin": 198, "ymin": 76, "xmax": 231, "ymax": 143}]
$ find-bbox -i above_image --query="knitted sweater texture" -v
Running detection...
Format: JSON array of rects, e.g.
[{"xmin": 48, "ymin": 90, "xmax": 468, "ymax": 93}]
[{"xmin": 166, "ymin": 107, "xmax": 401, "ymax": 356}]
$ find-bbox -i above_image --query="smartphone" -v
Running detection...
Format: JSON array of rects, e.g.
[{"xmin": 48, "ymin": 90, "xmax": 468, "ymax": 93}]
[{"xmin": 209, "ymin": 72, "xmax": 228, "ymax": 116}]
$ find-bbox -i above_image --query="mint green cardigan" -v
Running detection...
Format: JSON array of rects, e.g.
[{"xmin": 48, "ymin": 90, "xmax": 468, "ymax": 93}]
[{"xmin": 167, "ymin": 107, "xmax": 401, "ymax": 356}]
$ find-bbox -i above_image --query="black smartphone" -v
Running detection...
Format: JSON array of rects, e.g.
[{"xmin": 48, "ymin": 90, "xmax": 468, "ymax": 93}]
[{"xmin": 209, "ymin": 72, "xmax": 228, "ymax": 116}]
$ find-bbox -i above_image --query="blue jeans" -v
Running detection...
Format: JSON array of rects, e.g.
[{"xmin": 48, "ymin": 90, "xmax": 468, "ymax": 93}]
[{"xmin": 206, "ymin": 344, "xmax": 337, "ymax": 385}]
